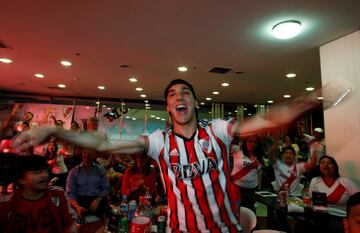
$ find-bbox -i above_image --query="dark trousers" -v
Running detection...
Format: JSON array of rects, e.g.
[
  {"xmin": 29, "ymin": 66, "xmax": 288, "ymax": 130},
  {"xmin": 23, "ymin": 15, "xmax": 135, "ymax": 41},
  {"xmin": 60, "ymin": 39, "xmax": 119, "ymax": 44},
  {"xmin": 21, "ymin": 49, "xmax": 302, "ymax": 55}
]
[
  {"xmin": 77, "ymin": 196, "xmax": 110, "ymax": 218},
  {"xmin": 240, "ymin": 186, "xmax": 258, "ymax": 212}
]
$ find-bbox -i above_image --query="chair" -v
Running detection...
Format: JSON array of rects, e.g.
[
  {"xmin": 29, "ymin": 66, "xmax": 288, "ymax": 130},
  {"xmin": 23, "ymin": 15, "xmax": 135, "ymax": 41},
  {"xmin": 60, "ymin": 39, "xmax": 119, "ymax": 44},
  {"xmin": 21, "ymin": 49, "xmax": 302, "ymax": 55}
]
[{"xmin": 239, "ymin": 207, "xmax": 257, "ymax": 233}]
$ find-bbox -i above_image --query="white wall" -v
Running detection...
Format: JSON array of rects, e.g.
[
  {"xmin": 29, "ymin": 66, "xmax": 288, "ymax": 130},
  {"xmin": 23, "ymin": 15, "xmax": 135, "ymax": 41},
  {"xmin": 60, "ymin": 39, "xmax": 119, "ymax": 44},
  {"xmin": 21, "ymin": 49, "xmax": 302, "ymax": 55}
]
[{"xmin": 320, "ymin": 30, "xmax": 360, "ymax": 186}]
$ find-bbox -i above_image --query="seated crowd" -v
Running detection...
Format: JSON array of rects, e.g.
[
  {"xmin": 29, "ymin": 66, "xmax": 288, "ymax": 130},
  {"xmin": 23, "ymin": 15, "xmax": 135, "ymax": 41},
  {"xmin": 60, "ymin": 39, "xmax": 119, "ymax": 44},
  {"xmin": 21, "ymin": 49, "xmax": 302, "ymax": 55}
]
[{"xmin": 0, "ymin": 108, "xmax": 359, "ymax": 233}]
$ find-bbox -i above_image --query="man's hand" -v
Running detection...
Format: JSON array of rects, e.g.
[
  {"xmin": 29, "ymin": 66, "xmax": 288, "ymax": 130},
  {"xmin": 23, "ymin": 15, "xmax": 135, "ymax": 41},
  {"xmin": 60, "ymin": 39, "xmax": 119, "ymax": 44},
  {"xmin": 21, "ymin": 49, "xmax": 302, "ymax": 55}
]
[
  {"xmin": 12, "ymin": 126, "xmax": 55, "ymax": 152},
  {"xmin": 89, "ymin": 198, "xmax": 101, "ymax": 213},
  {"xmin": 75, "ymin": 206, "xmax": 88, "ymax": 219}
]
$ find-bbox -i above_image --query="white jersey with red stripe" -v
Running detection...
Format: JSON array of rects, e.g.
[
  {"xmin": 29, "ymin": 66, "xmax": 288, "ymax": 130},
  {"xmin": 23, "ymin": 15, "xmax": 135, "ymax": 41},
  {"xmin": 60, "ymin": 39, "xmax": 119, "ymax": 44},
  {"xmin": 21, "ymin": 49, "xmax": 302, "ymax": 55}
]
[
  {"xmin": 231, "ymin": 151, "xmax": 261, "ymax": 189},
  {"xmin": 147, "ymin": 119, "xmax": 242, "ymax": 233},
  {"xmin": 309, "ymin": 176, "xmax": 359, "ymax": 207},
  {"xmin": 272, "ymin": 160, "xmax": 306, "ymax": 196}
]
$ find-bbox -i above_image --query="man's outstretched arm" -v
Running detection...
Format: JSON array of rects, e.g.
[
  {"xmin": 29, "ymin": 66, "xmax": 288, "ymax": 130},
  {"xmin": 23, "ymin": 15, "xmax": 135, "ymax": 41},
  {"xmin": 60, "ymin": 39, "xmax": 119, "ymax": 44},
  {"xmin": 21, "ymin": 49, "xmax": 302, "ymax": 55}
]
[{"xmin": 13, "ymin": 126, "xmax": 146, "ymax": 155}]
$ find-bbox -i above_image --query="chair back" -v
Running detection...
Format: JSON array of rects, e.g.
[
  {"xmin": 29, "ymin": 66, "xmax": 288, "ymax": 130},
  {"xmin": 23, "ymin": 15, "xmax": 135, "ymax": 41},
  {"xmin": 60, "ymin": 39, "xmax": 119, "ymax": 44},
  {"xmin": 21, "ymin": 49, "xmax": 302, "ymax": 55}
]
[{"xmin": 239, "ymin": 207, "xmax": 257, "ymax": 233}]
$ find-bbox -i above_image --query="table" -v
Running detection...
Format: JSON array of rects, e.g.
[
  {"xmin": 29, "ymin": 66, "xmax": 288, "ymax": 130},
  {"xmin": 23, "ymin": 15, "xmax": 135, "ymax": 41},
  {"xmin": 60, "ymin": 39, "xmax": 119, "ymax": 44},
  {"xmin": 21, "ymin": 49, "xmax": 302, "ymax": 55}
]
[{"xmin": 242, "ymin": 190, "xmax": 345, "ymax": 233}]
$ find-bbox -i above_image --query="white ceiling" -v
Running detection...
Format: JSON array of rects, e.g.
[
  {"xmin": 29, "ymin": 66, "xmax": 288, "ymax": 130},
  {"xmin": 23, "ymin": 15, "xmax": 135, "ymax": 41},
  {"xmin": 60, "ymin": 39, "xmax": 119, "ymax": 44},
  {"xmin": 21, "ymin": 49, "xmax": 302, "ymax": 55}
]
[{"xmin": 1, "ymin": 1, "xmax": 360, "ymax": 104}]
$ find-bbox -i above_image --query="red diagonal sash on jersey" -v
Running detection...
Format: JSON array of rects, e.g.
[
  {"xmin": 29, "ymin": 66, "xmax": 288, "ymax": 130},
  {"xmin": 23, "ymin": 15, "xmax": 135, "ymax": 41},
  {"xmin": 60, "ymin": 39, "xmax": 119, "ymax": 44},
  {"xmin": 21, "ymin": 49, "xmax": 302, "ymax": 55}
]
[
  {"xmin": 231, "ymin": 159, "xmax": 260, "ymax": 182},
  {"xmin": 327, "ymin": 182, "xmax": 346, "ymax": 204},
  {"xmin": 280, "ymin": 164, "xmax": 297, "ymax": 191}
]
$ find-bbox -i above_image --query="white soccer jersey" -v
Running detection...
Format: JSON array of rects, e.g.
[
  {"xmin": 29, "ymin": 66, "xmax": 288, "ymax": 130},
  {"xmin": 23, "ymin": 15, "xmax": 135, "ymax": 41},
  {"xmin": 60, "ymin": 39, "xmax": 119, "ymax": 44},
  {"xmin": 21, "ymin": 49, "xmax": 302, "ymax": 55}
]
[
  {"xmin": 147, "ymin": 119, "xmax": 242, "ymax": 233},
  {"xmin": 231, "ymin": 151, "xmax": 261, "ymax": 189},
  {"xmin": 309, "ymin": 176, "xmax": 359, "ymax": 207},
  {"xmin": 272, "ymin": 160, "xmax": 306, "ymax": 197}
]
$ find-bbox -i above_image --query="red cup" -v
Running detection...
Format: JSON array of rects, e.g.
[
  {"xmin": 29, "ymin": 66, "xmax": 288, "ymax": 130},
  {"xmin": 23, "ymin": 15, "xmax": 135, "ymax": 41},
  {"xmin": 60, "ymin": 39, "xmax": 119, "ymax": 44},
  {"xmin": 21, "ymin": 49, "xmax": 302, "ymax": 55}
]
[{"xmin": 130, "ymin": 216, "xmax": 151, "ymax": 233}]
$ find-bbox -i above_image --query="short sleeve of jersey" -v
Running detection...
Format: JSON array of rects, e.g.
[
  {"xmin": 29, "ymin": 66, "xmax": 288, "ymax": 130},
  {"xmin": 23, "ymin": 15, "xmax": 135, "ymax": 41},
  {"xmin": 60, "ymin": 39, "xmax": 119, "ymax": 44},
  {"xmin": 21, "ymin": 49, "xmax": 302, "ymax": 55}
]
[
  {"xmin": 210, "ymin": 118, "xmax": 237, "ymax": 145},
  {"xmin": 296, "ymin": 162, "xmax": 306, "ymax": 174},
  {"xmin": 147, "ymin": 129, "xmax": 165, "ymax": 161}
]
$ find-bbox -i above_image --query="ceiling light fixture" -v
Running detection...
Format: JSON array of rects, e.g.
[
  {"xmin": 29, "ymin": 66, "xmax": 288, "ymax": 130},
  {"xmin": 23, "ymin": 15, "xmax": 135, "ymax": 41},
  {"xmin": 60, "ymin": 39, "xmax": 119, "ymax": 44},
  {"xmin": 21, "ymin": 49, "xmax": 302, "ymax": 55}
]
[
  {"xmin": 200, "ymin": 102, "xmax": 205, "ymax": 105},
  {"xmin": 60, "ymin": 60, "xmax": 72, "ymax": 67},
  {"xmin": 58, "ymin": 84, "xmax": 66, "ymax": 88},
  {"xmin": 150, "ymin": 115, "xmax": 155, "ymax": 118},
  {"xmin": 0, "ymin": 58, "xmax": 13, "ymax": 63},
  {"xmin": 317, "ymin": 96, "xmax": 324, "ymax": 100},
  {"xmin": 140, "ymin": 94, "xmax": 146, "ymax": 98},
  {"xmin": 221, "ymin": 82, "xmax": 230, "ymax": 87},
  {"xmin": 205, "ymin": 97, "xmax": 212, "ymax": 101},
  {"xmin": 98, "ymin": 86, "xmax": 105, "ymax": 90},
  {"xmin": 136, "ymin": 87, "xmax": 143, "ymax": 91},
  {"xmin": 129, "ymin": 77, "xmax": 138, "ymax": 83},
  {"xmin": 286, "ymin": 73, "xmax": 296, "ymax": 78},
  {"xmin": 156, "ymin": 117, "xmax": 160, "ymax": 120},
  {"xmin": 132, "ymin": 117, "xmax": 136, "ymax": 121},
  {"xmin": 212, "ymin": 91, "xmax": 219, "ymax": 95},
  {"xmin": 283, "ymin": 94, "xmax": 291, "ymax": 98},
  {"xmin": 272, "ymin": 20, "xmax": 302, "ymax": 39},
  {"xmin": 35, "ymin": 73, "xmax": 45, "ymax": 79},
  {"xmin": 178, "ymin": 66, "xmax": 188, "ymax": 72},
  {"xmin": 306, "ymin": 87, "xmax": 315, "ymax": 91},
  {"xmin": 267, "ymin": 100, "xmax": 274, "ymax": 104}
]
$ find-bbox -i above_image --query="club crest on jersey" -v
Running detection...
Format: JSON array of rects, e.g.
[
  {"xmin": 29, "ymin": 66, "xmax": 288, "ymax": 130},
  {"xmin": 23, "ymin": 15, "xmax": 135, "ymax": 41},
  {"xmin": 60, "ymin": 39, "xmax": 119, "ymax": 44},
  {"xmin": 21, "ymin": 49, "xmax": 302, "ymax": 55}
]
[
  {"xmin": 170, "ymin": 157, "xmax": 218, "ymax": 179},
  {"xmin": 169, "ymin": 148, "xmax": 179, "ymax": 157},
  {"xmin": 199, "ymin": 137, "xmax": 212, "ymax": 154}
]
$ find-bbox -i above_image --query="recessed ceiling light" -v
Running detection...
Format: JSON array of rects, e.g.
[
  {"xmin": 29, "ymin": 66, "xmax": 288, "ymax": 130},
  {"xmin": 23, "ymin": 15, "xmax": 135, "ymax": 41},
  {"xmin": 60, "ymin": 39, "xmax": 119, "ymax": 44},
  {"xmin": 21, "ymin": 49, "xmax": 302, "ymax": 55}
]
[
  {"xmin": 140, "ymin": 94, "xmax": 146, "ymax": 98},
  {"xmin": 136, "ymin": 87, "xmax": 143, "ymax": 91},
  {"xmin": 60, "ymin": 60, "xmax": 72, "ymax": 67},
  {"xmin": 205, "ymin": 97, "xmax": 212, "ymax": 101},
  {"xmin": 146, "ymin": 106, "xmax": 151, "ymax": 110},
  {"xmin": 200, "ymin": 102, "xmax": 205, "ymax": 105},
  {"xmin": 144, "ymin": 100, "xmax": 148, "ymax": 103},
  {"xmin": 132, "ymin": 117, "xmax": 136, "ymax": 121},
  {"xmin": 102, "ymin": 104, "xmax": 106, "ymax": 107},
  {"xmin": 254, "ymin": 104, "xmax": 258, "ymax": 107},
  {"xmin": 244, "ymin": 108, "xmax": 248, "ymax": 110},
  {"xmin": 107, "ymin": 107, "xmax": 111, "ymax": 110},
  {"xmin": 150, "ymin": 115, "xmax": 155, "ymax": 118},
  {"xmin": 129, "ymin": 77, "xmax": 138, "ymax": 83},
  {"xmin": 208, "ymin": 111, "xmax": 212, "ymax": 114},
  {"xmin": 156, "ymin": 117, "xmax": 160, "ymax": 120},
  {"xmin": 161, "ymin": 118, "xmax": 165, "ymax": 121},
  {"xmin": 221, "ymin": 82, "xmax": 230, "ymax": 87},
  {"xmin": 58, "ymin": 84, "xmax": 66, "ymax": 88},
  {"xmin": 267, "ymin": 100, "xmax": 274, "ymax": 103},
  {"xmin": 286, "ymin": 73, "xmax": 296, "ymax": 78},
  {"xmin": 125, "ymin": 116, "xmax": 130, "ymax": 119},
  {"xmin": 178, "ymin": 66, "xmax": 188, "ymax": 72},
  {"xmin": 35, "ymin": 73, "xmax": 45, "ymax": 79},
  {"xmin": 212, "ymin": 91, "xmax": 219, "ymax": 95},
  {"xmin": 248, "ymin": 113, "xmax": 252, "ymax": 116},
  {"xmin": 145, "ymin": 103, "xmax": 150, "ymax": 107},
  {"xmin": 272, "ymin": 20, "xmax": 302, "ymax": 39},
  {"xmin": 234, "ymin": 110, "xmax": 238, "ymax": 113},
  {"xmin": 95, "ymin": 101, "xmax": 100, "ymax": 104},
  {"xmin": 228, "ymin": 112, "xmax": 232, "ymax": 114},
  {"xmin": 283, "ymin": 94, "xmax": 291, "ymax": 98},
  {"xmin": 317, "ymin": 96, "xmax": 324, "ymax": 100},
  {"xmin": 306, "ymin": 87, "xmax": 315, "ymax": 91},
  {"xmin": 0, "ymin": 58, "xmax": 13, "ymax": 63},
  {"xmin": 98, "ymin": 86, "xmax": 105, "ymax": 90}
]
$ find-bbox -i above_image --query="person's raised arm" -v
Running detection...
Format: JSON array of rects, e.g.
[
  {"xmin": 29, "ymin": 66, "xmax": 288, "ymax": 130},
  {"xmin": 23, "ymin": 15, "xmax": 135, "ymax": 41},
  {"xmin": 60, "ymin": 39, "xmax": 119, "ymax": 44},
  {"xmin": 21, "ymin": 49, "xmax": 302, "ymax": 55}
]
[
  {"xmin": 12, "ymin": 126, "xmax": 146, "ymax": 155},
  {"xmin": 304, "ymin": 143, "xmax": 319, "ymax": 171}
]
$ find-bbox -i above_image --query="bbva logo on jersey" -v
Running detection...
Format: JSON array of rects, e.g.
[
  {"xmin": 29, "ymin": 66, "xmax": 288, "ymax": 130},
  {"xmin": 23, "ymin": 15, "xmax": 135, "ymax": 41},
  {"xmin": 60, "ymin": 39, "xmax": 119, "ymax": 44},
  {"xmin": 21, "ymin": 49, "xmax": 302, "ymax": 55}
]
[{"xmin": 170, "ymin": 157, "xmax": 218, "ymax": 179}]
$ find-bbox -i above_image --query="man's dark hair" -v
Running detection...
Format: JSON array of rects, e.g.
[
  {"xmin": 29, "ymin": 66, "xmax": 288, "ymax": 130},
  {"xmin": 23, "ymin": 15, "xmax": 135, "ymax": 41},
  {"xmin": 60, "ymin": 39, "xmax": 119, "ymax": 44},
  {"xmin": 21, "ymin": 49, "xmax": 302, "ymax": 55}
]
[
  {"xmin": 18, "ymin": 155, "xmax": 49, "ymax": 179},
  {"xmin": 282, "ymin": 145, "xmax": 296, "ymax": 156},
  {"xmin": 346, "ymin": 192, "xmax": 360, "ymax": 217},
  {"xmin": 164, "ymin": 79, "xmax": 197, "ymax": 102}
]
